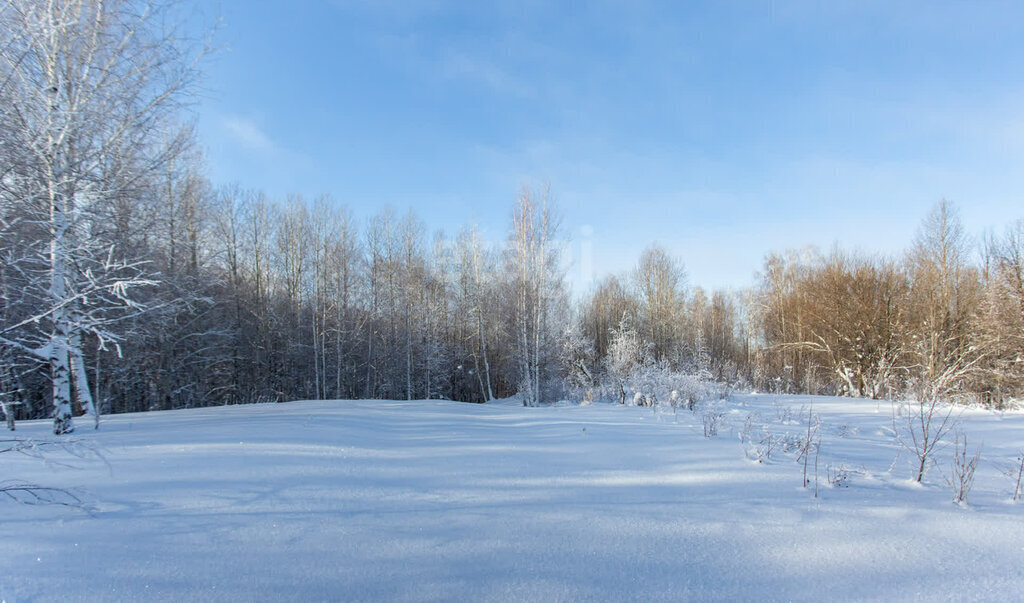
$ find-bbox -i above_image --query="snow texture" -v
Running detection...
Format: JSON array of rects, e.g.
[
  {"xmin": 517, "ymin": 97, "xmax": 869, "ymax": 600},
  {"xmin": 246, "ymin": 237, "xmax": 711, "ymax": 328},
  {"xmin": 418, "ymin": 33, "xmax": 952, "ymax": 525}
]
[{"xmin": 2, "ymin": 394, "xmax": 1023, "ymax": 601}]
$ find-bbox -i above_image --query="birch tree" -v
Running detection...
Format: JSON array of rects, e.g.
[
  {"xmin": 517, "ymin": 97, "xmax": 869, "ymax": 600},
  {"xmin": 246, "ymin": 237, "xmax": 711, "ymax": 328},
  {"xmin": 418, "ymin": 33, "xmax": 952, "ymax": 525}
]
[
  {"xmin": 906, "ymin": 200, "xmax": 983, "ymax": 402},
  {"xmin": 399, "ymin": 210, "xmax": 424, "ymax": 400},
  {"xmin": 457, "ymin": 225, "xmax": 496, "ymax": 401},
  {"xmin": 507, "ymin": 186, "xmax": 564, "ymax": 406},
  {"xmin": 328, "ymin": 205, "xmax": 359, "ymax": 399},
  {"xmin": 978, "ymin": 219, "xmax": 1024, "ymax": 403},
  {"xmin": 0, "ymin": 0, "xmax": 208, "ymax": 432}
]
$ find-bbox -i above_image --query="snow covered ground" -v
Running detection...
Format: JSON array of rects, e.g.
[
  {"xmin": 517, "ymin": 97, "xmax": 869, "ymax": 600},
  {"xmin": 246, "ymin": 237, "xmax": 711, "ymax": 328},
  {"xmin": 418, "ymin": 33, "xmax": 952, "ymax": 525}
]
[{"xmin": 2, "ymin": 394, "xmax": 1023, "ymax": 601}]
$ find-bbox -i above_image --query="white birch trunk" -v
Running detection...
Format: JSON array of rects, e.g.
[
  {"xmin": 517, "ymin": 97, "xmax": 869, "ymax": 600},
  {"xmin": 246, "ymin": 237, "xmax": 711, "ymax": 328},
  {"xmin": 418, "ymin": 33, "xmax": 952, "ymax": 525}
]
[
  {"xmin": 49, "ymin": 238, "xmax": 74, "ymax": 434},
  {"xmin": 406, "ymin": 309, "xmax": 412, "ymax": 401},
  {"xmin": 313, "ymin": 298, "xmax": 321, "ymax": 400},
  {"xmin": 70, "ymin": 326, "xmax": 97, "ymax": 424},
  {"xmin": 47, "ymin": 59, "xmax": 74, "ymax": 434},
  {"xmin": 481, "ymin": 334, "xmax": 494, "ymax": 402},
  {"xmin": 477, "ymin": 310, "xmax": 494, "ymax": 402},
  {"xmin": 335, "ymin": 276, "xmax": 346, "ymax": 399}
]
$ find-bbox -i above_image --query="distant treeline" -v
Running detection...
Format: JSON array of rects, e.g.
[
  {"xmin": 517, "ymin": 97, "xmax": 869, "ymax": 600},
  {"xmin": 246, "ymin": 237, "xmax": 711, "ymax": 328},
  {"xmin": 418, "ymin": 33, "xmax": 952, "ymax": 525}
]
[
  {"xmin": 581, "ymin": 201, "xmax": 1023, "ymax": 407},
  {"xmin": 2, "ymin": 1, "xmax": 1022, "ymax": 433}
]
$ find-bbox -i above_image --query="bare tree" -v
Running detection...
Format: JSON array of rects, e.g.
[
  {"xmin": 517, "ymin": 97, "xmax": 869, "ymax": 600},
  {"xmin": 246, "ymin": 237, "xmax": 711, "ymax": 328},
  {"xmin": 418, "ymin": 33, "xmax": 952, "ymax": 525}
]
[
  {"xmin": 0, "ymin": 0, "xmax": 209, "ymax": 432},
  {"xmin": 769, "ymin": 250, "xmax": 911, "ymax": 398},
  {"xmin": 893, "ymin": 396, "xmax": 958, "ymax": 483},
  {"xmin": 906, "ymin": 200, "xmax": 983, "ymax": 402},
  {"xmin": 330, "ymin": 205, "xmax": 360, "ymax": 399},
  {"xmin": 633, "ymin": 244, "xmax": 686, "ymax": 366},
  {"xmin": 605, "ymin": 314, "xmax": 642, "ymax": 405},
  {"xmin": 581, "ymin": 274, "xmax": 638, "ymax": 360},
  {"xmin": 457, "ymin": 226, "xmax": 496, "ymax": 401},
  {"xmin": 507, "ymin": 186, "xmax": 563, "ymax": 406},
  {"xmin": 756, "ymin": 248, "xmax": 818, "ymax": 393},
  {"xmin": 978, "ymin": 219, "xmax": 1024, "ymax": 404},
  {"xmin": 1011, "ymin": 453, "xmax": 1023, "ymax": 502},
  {"xmin": 399, "ymin": 211, "xmax": 425, "ymax": 400},
  {"xmin": 946, "ymin": 431, "xmax": 980, "ymax": 505}
]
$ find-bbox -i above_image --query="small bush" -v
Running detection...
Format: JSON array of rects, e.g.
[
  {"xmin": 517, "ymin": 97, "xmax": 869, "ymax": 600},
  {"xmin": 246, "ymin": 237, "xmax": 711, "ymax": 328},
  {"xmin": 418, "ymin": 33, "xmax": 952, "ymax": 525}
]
[
  {"xmin": 946, "ymin": 432, "xmax": 981, "ymax": 505},
  {"xmin": 826, "ymin": 464, "xmax": 864, "ymax": 488},
  {"xmin": 701, "ymin": 402, "xmax": 726, "ymax": 438},
  {"xmin": 1014, "ymin": 453, "xmax": 1024, "ymax": 502},
  {"xmin": 755, "ymin": 431, "xmax": 777, "ymax": 463}
]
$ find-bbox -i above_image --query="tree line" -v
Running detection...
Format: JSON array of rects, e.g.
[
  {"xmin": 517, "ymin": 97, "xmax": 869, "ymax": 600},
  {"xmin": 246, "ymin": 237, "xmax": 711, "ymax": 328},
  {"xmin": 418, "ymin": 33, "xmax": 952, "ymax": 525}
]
[
  {"xmin": 2, "ymin": 1, "xmax": 1022, "ymax": 433},
  {"xmin": 580, "ymin": 200, "xmax": 1023, "ymax": 408},
  {"xmin": 753, "ymin": 203, "xmax": 1023, "ymax": 405}
]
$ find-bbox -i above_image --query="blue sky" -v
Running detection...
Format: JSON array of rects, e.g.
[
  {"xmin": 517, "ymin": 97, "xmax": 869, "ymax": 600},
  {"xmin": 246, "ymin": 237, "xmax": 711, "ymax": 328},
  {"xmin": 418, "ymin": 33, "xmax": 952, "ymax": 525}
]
[{"xmin": 196, "ymin": 0, "xmax": 1024, "ymax": 293}]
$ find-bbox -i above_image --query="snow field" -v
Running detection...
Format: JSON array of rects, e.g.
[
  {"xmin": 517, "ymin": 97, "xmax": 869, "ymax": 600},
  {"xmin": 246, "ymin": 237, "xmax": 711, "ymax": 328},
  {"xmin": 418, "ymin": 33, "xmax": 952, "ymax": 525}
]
[{"xmin": 1, "ymin": 395, "xmax": 1023, "ymax": 601}]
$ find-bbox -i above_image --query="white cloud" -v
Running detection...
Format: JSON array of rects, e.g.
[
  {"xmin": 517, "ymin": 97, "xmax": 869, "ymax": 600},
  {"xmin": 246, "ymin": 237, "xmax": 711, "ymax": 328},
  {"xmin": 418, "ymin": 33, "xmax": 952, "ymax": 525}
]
[{"xmin": 222, "ymin": 116, "xmax": 275, "ymax": 153}]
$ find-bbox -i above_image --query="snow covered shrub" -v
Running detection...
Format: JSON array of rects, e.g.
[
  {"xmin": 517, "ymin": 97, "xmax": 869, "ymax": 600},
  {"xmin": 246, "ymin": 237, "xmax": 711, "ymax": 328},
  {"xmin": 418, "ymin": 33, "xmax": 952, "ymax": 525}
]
[
  {"xmin": 739, "ymin": 412, "xmax": 760, "ymax": 444},
  {"xmin": 782, "ymin": 436, "xmax": 805, "ymax": 454},
  {"xmin": 1013, "ymin": 454, "xmax": 1024, "ymax": 501},
  {"xmin": 739, "ymin": 413, "xmax": 779, "ymax": 464},
  {"xmin": 996, "ymin": 453, "xmax": 1024, "ymax": 501},
  {"xmin": 946, "ymin": 432, "xmax": 981, "ymax": 505},
  {"xmin": 642, "ymin": 365, "xmax": 721, "ymax": 408},
  {"xmin": 755, "ymin": 431, "xmax": 777, "ymax": 463},
  {"xmin": 562, "ymin": 322, "xmax": 598, "ymax": 393},
  {"xmin": 774, "ymin": 403, "xmax": 795, "ymax": 424},
  {"xmin": 797, "ymin": 405, "xmax": 822, "ymax": 491},
  {"xmin": 590, "ymin": 315, "xmax": 728, "ymax": 408},
  {"xmin": 701, "ymin": 402, "xmax": 726, "ymax": 438},
  {"xmin": 603, "ymin": 315, "xmax": 644, "ymax": 405},
  {"xmin": 739, "ymin": 412, "xmax": 757, "ymax": 458},
  {"xmin": 892, "ymin": 397, "xmax": 960, "ymax": 482},
  {"xmin": 826, "ymin": 464, "xmax": 864, "ymax": 488},
  {"xmin": 1002, "ymin": 398, "xmax": 1024, "ymax": 411}
]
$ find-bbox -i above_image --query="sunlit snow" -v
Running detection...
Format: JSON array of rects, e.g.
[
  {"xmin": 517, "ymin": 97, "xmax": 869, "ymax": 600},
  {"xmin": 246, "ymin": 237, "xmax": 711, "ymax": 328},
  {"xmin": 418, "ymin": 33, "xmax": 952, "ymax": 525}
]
[{"xmin": 2, "ymin": 395, "xmax": 1023, "ymax": 601}]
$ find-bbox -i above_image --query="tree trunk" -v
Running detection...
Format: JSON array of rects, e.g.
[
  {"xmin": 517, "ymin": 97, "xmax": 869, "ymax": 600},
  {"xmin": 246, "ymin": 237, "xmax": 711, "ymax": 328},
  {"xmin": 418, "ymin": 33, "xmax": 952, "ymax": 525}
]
[
  {"xmin": 49, "ymin": 180, "xmax": 74, "ymax": 434},
  {"xmin": 70, "ymin": 325, "xmax": 98, "ymax": 425},
  {"xmin": 478, "ymin": 311, "xmax": 494, "ymax": 402}
]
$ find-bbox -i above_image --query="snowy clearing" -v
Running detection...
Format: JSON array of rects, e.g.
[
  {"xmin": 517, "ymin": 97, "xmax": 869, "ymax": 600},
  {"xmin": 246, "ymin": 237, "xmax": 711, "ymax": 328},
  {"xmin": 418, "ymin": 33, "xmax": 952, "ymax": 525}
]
[{"xmin": 2, "ymin": 394, "xmax": 1023, "ymax": 601}]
